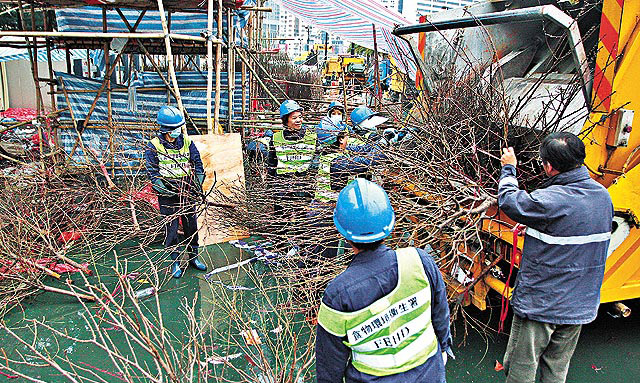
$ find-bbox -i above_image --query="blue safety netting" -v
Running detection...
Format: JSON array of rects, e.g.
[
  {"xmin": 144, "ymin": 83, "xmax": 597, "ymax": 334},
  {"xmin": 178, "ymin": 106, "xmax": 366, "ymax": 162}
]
[
  {"xmin": 55, "ymin": 5, "xmax": 254, "ymax": 41},
  {"xmin": 55, "ymin": 70, "xmax": 245, "ymax": 170}
]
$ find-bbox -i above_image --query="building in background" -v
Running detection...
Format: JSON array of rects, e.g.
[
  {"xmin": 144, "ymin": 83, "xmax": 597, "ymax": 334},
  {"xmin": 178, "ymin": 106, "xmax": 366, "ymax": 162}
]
[
  {"xmin": 416, "ymin": 0, "xmax": 475, "ymax": 20},
  {"xmin": 262, "ymin": 0, "xmax": 475, "ymax": 59},
  {"xmin": 263, "ymin": 0, "xmax": 347, "ymax": 60},
  {"xmin": 380, "ymin": 0, "xmax": 418, "ymax": 22}
]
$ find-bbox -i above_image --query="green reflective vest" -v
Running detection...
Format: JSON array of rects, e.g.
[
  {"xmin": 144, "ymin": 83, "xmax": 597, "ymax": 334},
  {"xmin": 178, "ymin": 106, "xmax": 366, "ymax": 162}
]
[
  {"xmin": 150, "ymin": 136, "xmax": 192, "ymax": 179},
  {"xmin": 314, "ymin": 152, "xmax": 344, "ymax": 203},
  {"xmin": 348, "ymin": 131, "xmax": 375, "ymax": 147},
  {"xmin": 317, "ymin": 247, "xmax": 438, "ymax": 377},
  {"xmin": 272, "ymin": 128, "xmax": 317, "ymax": 175}
]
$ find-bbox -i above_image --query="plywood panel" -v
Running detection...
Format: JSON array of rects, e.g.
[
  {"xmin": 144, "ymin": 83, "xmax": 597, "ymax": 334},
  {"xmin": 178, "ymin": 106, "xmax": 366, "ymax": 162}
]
[{"xmin": 191, "ymin": 133, "xmax": 248, "ymax": 245}]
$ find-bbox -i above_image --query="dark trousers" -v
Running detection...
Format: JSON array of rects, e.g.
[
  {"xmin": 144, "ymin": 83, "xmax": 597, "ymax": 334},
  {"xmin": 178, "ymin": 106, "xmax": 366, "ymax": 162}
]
[
  {"xmin": 306, "ymin": 200, "xmax": 341, "ymax": 260},
  {"xmin": 504, "ymin": 314, "xmax": 582, "ymax": 383},
  {"xmin": 158, "ymin": 195, "xmax": 199, "ymax": 260}
]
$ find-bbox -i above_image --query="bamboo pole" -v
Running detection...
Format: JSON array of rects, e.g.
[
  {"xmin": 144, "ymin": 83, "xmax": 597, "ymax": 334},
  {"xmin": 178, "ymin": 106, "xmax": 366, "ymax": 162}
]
[
  {"xmin": 241, "ymin": 57, "xmax": 247, "ymax": 119},
  {"xmin": 29, "ymin": 4, "xmax": 42, "ymax": 115},
  {"xmin": 81, "ymin": 48, "xmax": 127, "ymax": 130},
  {"xmin": 20, "ymin": 3, "xmax": 47, "ymax": 174},
  {"xmin": 206, "ymin": 0, "xmax": 214, "ymax": 134},
  {"xmin": 113, "ymin": 9, "xmax": 196, "ymax": 132},
  {"xmin": 156, "ymin": 0, "xmax": 185, "ymax": 130},
  {"xmin": 342, "ymin": 71, "xmax": 348, "ymax": 116},
  {"xmin": 102, "ymin": 7, "xmax": 115, "ymax": 176},
  {"xmin": 213, "ymin": 0, "xmax": 223, "ymax": 134},
  {"xmin": 372, "ymin": 24, "xmax": 381, "ymax": 108},
  {"xmin": 60, "ymin": 78, "xmax": 93, "ymax": 168},
  {"xmin": 227, "ymin": 9, "xmax": 234, "ymax": 132},
  {"xmin": 44, "ymin": 13, "xmax": 59, "ymax": 165}
]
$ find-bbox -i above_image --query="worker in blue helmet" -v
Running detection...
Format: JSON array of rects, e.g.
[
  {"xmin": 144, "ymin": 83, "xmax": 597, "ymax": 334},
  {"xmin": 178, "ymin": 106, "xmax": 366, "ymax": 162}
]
[
  {"xmin": 316, "ymin": 179, "xmax": 452, "ymax": 383},
  {"xmin": 307, "ymin": 132, "xmax": 386, "ymax": 260},
  {"xmin": 350, "ymin": 106, "xmax": 388, "ymax": 137},
  {"xmin": 350, "ymin": 105, "xmax": 407, "ymax": 149},
  {"xmin": 316, "ymin": 101, "xmax": 348, "ymax": 147},
  {"xmin": 144, "ymin": 105, "xmax": 208, "ymax": 278},
  {"xmin": 267, "ymin": 99, "xmax": 318, "ymax": 177},
  {"xmin": 267, "ymin": 100, "xmax": 319, "ymax": 233}
]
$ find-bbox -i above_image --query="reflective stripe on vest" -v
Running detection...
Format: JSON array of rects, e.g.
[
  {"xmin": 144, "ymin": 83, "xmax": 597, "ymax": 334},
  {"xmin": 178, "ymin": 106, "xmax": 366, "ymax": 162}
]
[
  {"xmin": 272, "ymin": 129, "xmax": 317, "ymax": 175},
  {"xmin": 150, "ymin": 136, "xmax": 192, "ymax": 179},
  {"xmin": 317, "ymin": 247, "xmax": 438, "ymax": 376},
  {"xmin": 348, "ymin": 131, "xmax": 374, "ymax": 147},
  {"xmin": 314, "ymin": 152, "xmax": 344, "ymax": 202}
]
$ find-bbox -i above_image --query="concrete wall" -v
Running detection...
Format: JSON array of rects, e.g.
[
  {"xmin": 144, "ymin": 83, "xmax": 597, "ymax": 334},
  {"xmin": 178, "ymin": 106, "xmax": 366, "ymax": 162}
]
[{"xmin": 5, "ymin": 59, "xmax": 66, "ymax": 110}]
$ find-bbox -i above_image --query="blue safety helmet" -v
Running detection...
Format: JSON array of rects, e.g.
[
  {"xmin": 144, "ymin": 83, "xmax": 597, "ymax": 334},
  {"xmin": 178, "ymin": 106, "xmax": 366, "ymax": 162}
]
[
  {"xmin": 333, "ymin": 179, "xmax": 395, "ymax": 243},
  {"xmin": 327, "ymin": 101, "xmax": 344, "ymax": 115},
  {"xmin": 157, "ymin": 106, "xmax": 185, "ymax": 133},
  {"xmin": 279, "ymin": 100, "xmax": 304, "ymax": 119},
  {"xmin": 350, "ymin": 106, "xmax": 376, "ymax": 126}
]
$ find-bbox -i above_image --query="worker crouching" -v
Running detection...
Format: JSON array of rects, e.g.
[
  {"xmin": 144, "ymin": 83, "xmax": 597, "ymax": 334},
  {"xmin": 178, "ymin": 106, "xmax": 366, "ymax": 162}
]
[
  {"xmin": 316, "ymin": 179, "xmax": 452, "ymax": 383},
  {"xmin": 145, "ymin": 106, "xmax": 207, "ymax": 278}
]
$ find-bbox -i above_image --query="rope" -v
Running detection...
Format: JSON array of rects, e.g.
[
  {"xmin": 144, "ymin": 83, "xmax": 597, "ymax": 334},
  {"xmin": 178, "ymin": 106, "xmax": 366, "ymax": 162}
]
[{"xmin": 498, "ymin": 224, "xmax": 524, "ymax": 333}]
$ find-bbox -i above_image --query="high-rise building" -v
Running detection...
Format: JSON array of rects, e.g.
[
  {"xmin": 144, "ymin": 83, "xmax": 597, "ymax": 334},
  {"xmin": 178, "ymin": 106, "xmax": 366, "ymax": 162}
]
[
  {"xmin": 263, "ymin": 0, "xmax": 347, "ymax": 59},
  {"xmin": 380, "ymin": 0, "xmax": 418, "ymax": 23},
  {"xmin": 416, "ymin": 0, "xmax": 476, "ymax": 19}
]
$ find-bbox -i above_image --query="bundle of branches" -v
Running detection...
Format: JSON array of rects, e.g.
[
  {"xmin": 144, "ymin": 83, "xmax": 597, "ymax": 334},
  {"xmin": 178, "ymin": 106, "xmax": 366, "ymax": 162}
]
[
  {"xmin": 255, "ymin": 52, "xmax": 323, "ymax": 102},
  {"xmin": 0, "ymin": 248, "xmax": 317, "ymax": 382},
  {"xmin": 214, "ymin": 27, "xmax": 598, "ymax": 326},
  {"xmin": 0, "ymin": 164, "xmax": 169, "ymax": 315}
]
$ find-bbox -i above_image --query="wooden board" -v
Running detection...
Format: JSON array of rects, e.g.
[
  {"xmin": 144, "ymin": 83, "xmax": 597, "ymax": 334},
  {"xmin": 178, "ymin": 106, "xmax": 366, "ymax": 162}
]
[{"xmin": 191, "ymin": 133, "xmax": 248, "ymax": 245}]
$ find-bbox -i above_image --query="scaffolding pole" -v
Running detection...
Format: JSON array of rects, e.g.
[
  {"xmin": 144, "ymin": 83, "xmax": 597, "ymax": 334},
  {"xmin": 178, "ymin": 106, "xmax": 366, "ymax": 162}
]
[
  {"xmin": 206, "ymin": 0, "xmax": 214, "ymax": 134},
  {"xmin": 213, "ymin": 0, "xmax": 223, "ymax": 134},
  {"xmin": 227, "ymin": 8, "xmax": 234, "ymax": 132}
]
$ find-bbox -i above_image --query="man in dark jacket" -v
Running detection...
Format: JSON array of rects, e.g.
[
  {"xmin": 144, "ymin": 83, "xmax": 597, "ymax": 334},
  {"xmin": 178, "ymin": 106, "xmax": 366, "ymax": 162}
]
[
  {"xmin": 316, "ymin": 179, "xmax": 451, "ymax": 383},
  {"xmin": 145, "ymin": 105, "xmax": 208, "ymax": 278},
  {"xmin": 498, "ymin": 132, "xmax": 613, "ymax": 383}
]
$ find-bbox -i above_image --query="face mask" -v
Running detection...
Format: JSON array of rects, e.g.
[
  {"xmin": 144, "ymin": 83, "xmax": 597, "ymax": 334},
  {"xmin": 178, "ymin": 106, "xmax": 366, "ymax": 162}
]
[
  {"xmin": 330, "ymin": 115, "xmax": 342, "ymax": 124},
  {"xmin": 168, "ymin": 127, "xmax": 181, "ymax": 138}
]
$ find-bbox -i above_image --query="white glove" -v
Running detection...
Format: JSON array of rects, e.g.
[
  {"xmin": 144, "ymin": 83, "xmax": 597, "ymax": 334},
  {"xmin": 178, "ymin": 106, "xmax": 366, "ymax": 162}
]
[{"xmin": 442, "ymin": 351, "xmax": 448, "ymax": 366}]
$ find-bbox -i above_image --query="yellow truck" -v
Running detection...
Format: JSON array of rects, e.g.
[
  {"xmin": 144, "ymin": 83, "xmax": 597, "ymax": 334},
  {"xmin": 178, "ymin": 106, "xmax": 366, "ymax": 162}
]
[
  {"xmin": 394, "ymin": 0, "xmax": 640, "ymax": 314},
  {"xmin": 321, "ymin": 55, "xmax": 367, "ymax": 84}
]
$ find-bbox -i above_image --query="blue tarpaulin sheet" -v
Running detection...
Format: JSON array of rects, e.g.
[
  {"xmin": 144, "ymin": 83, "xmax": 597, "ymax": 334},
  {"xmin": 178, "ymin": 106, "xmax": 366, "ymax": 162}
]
[{"xmin": 55, "ymin": 71, "xmax": 244, "ymax": 170}]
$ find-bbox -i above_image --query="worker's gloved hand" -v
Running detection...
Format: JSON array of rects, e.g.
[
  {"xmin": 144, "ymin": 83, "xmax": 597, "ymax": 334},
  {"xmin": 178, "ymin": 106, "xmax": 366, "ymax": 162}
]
[
  {"xmin": 383, "ymin": 128, "xmax": 399, "ymax": 145},
  {"xmin": 442, "ymin": 351, "xmax": 448, "ymax": 366},
  {"xmin": 196, "ymin": 173, "xmax": 205, "ymax": 186},
  {"xmin": 152, "ymin": 179, "xmax": 176, "ymax": 197}
]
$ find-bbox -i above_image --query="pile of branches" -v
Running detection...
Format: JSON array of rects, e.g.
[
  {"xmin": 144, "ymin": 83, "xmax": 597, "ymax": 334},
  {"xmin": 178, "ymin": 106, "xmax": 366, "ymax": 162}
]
[
  {"xmin": 255, "ymin": 52, "xmax": 323, "ymax": 102},
  {"xmin": 0, "ymin": 163, "xmax": 169, "ymax": 316}
]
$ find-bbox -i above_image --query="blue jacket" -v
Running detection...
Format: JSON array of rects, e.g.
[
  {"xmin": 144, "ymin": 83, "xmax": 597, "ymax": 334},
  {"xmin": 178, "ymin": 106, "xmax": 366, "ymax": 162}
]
[
  {"xmin": 367, "ymin": 58, "xmax": 392, "ymax": 89},
  {"xmin": 328, "ymin": 151, "xmax": 385, "ymax": 192},
  {"xmin": 144, "ymin": 134, "xmax": 205, "ymax": 184},
  {"xmin": 498, "ymin": 165, "xmax": 613, "ymax": 324},
  {"xmin": 316, "ymin": 245, "xmax": 451, "ymax": 383},
  {"xmin": 317, "ymin": 116, "xmax": 348, "ymax": 146}
]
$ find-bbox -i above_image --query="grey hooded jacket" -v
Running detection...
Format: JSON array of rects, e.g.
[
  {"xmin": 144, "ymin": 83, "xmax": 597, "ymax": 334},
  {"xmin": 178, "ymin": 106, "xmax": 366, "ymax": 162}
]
[{"xmin": 498, "ymin": 165, "xmax": 613, "ymax": 324}]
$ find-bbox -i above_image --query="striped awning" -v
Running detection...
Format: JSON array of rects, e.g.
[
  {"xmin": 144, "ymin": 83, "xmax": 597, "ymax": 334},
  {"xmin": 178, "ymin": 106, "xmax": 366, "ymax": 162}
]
[{"xmin": 277, "ymin": 0, "xmax": 417, "ymax": 78}]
